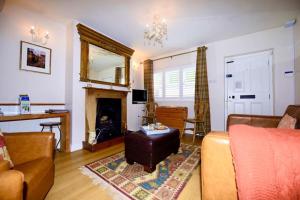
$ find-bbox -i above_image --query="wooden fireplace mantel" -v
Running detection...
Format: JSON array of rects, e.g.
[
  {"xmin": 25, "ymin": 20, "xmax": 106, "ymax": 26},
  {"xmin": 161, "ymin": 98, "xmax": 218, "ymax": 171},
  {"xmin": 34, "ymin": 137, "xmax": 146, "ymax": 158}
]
[
  {"xmin": 82, "ymin": 87, "xmax": 130, "ymax": 94},
  {"xmin": 83, "ymin": 87, "xmax": 128, "ymax": 152}
]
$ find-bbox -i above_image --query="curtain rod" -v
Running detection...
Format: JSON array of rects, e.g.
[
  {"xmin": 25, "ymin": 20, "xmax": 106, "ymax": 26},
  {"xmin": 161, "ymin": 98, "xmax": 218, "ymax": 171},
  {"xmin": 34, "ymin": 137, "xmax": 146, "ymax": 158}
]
[{"xmin": 152, "ymin": 50, "xmax": 197, "ymax": 62}]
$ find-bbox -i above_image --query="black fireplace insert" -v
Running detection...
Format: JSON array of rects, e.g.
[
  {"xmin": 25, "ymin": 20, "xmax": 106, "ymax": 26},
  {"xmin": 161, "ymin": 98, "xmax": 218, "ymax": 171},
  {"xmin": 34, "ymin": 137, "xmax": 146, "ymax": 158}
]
[{"xmin": 95, "ymin": 98, "xmax": 122, "ymax": 143}]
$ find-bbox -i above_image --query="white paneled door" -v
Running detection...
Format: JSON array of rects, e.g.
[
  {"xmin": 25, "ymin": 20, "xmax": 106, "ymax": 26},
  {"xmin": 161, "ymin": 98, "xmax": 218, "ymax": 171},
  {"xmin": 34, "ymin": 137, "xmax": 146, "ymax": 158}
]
[{"xmin": 225, "ymin": 50, "xmax": 274, "ymax": 125}]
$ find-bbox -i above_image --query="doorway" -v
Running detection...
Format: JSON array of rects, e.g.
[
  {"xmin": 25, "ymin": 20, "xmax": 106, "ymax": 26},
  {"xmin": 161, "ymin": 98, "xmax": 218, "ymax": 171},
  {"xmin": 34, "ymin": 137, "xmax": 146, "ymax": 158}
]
[{"xmin": 224, "ymin": 50, "xmax": 274, "ymax": 126}]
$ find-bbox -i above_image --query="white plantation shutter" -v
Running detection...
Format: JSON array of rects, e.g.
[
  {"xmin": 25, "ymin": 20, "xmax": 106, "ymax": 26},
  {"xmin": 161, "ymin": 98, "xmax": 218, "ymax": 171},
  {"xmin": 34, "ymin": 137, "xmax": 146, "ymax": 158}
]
[
  {"xmin": 182, "ymin": 67, "xmax": 195, "ymax": 97},
  {"xmin": 153, "ymin": 53, "xmax": 197, "ymax": 100},
  {"xmin": 154, "ymin": 72, "xmax": 163, "ymax": 98},
  {"xmin": 165, "ymin": 70, "xmax": 180, "ymax": 98}
]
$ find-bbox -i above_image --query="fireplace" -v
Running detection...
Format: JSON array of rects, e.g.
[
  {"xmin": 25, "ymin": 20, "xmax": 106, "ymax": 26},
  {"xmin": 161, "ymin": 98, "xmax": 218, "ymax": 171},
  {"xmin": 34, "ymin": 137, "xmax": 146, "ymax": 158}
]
[
  {"xmin": 95, "ymin": 98, "xmax": 122, "ymax": 143},
  {"xmin": 83, "ymin": 87, "xmax": 128, "ymax": 152}
]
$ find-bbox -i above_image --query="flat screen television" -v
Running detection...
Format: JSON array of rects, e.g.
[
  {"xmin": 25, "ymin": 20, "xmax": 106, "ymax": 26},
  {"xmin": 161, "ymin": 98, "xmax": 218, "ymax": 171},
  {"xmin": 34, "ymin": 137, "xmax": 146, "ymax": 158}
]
[{"xmin": 132, "ymin": 89, "xmax": 147, "ymax": 104}]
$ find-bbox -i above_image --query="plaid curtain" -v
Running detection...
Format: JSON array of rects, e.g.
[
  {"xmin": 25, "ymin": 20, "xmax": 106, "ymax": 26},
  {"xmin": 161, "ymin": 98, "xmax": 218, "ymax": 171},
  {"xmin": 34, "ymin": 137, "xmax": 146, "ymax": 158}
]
[
  {"xmin": 144, "ymin": 59, "xmax": 154, "ymax": 103},
  {"xmin": 115, "ymin": 67, "xmax": 122, "ymax": 84},
  {"xmin": 195, "ymin": 46, "xmax": 211, "ymax": 132}
]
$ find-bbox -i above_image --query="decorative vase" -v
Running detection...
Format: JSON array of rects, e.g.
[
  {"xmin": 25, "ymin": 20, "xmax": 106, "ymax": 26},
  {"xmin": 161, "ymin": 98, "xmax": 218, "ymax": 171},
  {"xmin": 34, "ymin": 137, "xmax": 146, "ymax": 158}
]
[{"xmin": 88, "ymin": 131, "xmax": 96, "ymax": 144}]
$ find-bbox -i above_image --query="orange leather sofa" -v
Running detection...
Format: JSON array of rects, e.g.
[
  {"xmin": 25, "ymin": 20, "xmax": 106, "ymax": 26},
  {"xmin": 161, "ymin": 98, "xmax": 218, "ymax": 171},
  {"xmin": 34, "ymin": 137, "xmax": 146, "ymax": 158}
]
[
  {"xmin": 0, "ymin": 132, "xmax": 55, "ymax": 200},
  {"xmin": 201, "ymin": 105, "xmax": 300, "ymax": 200}
]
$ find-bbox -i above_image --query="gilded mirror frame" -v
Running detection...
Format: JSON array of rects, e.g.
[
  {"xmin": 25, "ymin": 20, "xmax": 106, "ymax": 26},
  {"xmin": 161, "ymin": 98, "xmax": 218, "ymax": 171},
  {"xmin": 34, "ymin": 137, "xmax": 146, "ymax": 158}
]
[{"xmin": 77, "ymin": 23, "xmax": 134, "ymax": 87}]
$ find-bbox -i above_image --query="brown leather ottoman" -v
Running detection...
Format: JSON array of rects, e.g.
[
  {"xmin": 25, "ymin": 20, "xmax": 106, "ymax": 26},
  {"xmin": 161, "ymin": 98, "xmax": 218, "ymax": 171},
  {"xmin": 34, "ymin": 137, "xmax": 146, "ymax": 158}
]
[{"xmin": 124, "ymin": 128, "xmax": 180, "ymax": 173}]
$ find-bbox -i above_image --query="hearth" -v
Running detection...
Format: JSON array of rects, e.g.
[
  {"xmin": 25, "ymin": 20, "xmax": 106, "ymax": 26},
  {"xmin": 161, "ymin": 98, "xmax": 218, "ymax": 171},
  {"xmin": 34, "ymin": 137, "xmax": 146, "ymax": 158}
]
[{"xmin": 95, "ymin": 98, "xmax": 122, "ymax": 143}]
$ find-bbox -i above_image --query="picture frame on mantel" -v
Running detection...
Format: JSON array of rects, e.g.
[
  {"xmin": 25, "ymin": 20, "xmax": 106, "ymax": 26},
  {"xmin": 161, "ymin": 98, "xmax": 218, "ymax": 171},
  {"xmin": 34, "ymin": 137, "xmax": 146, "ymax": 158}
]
[{"xmin": 20, "ymin": 41, "xmax": 51, "ymax": 74}]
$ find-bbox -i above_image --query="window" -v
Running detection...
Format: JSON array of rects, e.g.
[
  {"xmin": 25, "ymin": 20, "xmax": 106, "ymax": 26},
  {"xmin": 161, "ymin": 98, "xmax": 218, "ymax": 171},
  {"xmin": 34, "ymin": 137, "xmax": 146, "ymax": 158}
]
[
  {"xmin": 182, "ymin": 67, "xmax": 195, "ymax": 97},
  {"xmin": 165, "ymin": 70, "xmax": 180, "ymax": 98},
  {"xmin": 154, "ymin": 66, "xmax": 195, "ymax": 100},
  {"xmin": 154, "ymin": 72, "xmax": 163, "ymax": 98}
]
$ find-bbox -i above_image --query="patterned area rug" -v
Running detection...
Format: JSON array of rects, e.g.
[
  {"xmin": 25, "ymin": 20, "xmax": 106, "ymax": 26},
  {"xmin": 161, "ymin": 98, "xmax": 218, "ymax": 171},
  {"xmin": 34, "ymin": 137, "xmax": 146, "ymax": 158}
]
[{"xmin": 80, "ymin": 143, "xmax": 200, "ymax": 200}]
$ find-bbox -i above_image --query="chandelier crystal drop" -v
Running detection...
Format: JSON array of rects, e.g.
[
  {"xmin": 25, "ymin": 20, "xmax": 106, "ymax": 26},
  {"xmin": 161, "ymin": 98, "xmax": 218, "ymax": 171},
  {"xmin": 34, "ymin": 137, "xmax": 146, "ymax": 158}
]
[{"xmin": 144, "ymin": 15, "xmax": 168, "ymax": 47}]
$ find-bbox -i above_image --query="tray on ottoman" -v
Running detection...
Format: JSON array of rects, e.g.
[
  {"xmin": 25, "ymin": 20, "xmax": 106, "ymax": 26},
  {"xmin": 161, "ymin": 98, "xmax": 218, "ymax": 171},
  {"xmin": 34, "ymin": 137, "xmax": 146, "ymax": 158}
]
[{"xmin": 124, "ymin": 128, "xmax": 180, "ymax": 173}]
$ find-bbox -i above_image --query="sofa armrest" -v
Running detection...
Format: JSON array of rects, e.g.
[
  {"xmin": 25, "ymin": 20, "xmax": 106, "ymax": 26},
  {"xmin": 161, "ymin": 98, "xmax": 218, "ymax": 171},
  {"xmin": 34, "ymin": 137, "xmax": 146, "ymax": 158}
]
[
  {"xmin": 0, "ymin": 160, "xmax": 10, "ymax": 172},
  {"xmin": 4, "ymin": 132, "xmax": 54, "ymax": 166},
  {"xmin": 0, "ymin": 170, "xmax": 24, "ymax": 200},
  {"xmin": 201, "ymin": 132, "xmax": 237, "ymax": 200},
  {"xmin": 227, "ymin": 114, "xmax": 282, "ymax": 131}
]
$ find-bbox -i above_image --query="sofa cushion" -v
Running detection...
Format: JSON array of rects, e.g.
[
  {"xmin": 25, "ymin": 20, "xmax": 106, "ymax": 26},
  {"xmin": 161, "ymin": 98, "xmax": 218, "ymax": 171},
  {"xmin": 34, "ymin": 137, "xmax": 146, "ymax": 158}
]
[
  {"xmin": 277, "ymin": 114, "xmax": 297, "ymax": 129},
  {"xmin": 0, "ymin": 132, "xmax": 13, "ymax": 168},
  {"xmin": 284, "ymin": 105, "xmax": 300, "ymax": 129},
  {"xmin": 14, "ymin": 157, "xmax": 54, "ymax": 200}
]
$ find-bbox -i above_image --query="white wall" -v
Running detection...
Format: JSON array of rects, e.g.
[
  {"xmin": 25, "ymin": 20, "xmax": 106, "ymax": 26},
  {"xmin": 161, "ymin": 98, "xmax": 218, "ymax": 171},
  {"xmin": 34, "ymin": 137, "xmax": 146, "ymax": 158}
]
[
  {"xmin": 0, "ymin": 5, "xmax": 144, "ymax": 152},
  {"xmin": 0, "ymin": 3, "xmax": 66, "ymax": 103},
  {"xmin": 295, "ymin": 17, "xmax": 300, "ymax": 104},
  {"xmin": 153, "ymin": 26, "xmax": 295, "ymax": 131},
  {"xmin": 66, "ymin": 21, "xmax": 144, "ymax": 152},
  {"xmin": 0, "ymin": 3, "xmax": 67, "ymax": 142}
]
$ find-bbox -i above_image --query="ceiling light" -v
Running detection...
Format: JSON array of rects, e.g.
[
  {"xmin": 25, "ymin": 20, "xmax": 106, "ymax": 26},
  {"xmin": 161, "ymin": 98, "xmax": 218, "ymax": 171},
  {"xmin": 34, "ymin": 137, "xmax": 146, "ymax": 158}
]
[{"xmin": 144, "ymin": 15, "xmax": 168, "ymax": 47}]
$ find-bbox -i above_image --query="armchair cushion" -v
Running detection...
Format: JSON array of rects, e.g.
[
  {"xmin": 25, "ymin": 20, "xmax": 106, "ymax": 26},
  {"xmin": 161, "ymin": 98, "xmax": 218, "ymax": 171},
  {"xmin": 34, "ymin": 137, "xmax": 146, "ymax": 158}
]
[
  {"xmin": 14, "ymin": 157, "xmax": 54, "ymax": 200},
  {"xmin": 0, "ymin": 170, "xmax": 24, "ymax": 200},
  {"xmin": 0, "ymin": 132, "xmax": 13, "ymax": 168}
]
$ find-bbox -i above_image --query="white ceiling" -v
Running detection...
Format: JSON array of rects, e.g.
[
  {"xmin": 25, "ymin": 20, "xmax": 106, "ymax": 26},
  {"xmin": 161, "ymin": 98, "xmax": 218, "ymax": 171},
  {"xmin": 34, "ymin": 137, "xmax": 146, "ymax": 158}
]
[{"xmin": 8, "ymin": 0, "xmax": 300, "ymax": 58}]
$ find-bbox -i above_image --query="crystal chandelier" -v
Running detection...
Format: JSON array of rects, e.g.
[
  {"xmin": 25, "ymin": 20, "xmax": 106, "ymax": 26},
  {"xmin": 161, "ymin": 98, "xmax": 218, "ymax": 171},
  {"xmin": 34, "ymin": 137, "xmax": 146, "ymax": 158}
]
[{"xmin": 144, "ymin": 15, "xmax": 168, "ymax": 47}]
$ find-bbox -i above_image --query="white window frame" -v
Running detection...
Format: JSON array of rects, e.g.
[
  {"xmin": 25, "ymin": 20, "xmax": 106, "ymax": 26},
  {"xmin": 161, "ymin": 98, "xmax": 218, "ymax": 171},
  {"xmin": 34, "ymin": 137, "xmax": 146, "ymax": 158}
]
[{"xmin": 154, "ymin": 63, "xmax": 196, "ymax": 101}]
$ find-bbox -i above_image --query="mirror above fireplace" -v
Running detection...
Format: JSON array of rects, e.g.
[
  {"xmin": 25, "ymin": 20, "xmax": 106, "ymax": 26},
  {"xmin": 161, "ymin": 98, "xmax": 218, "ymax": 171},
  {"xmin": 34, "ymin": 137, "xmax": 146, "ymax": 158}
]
[
  {"xmin": 89, "ymin": 44, "xmax": 126, "ymax": 84},
  {"xmin": 77, "ymin": 23, "xmax": 135, "ymax": 87}
]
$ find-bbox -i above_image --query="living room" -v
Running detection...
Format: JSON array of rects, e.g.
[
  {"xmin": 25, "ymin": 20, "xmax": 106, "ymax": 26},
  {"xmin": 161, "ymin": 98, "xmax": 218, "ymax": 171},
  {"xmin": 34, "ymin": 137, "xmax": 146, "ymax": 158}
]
[{"xmin": 0, "ymin": 0, "xmax": 300, "ymax": 200}]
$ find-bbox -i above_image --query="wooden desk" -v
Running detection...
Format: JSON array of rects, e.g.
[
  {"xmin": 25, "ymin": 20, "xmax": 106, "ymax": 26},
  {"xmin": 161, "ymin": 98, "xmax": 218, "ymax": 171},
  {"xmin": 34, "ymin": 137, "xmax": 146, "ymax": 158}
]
[{"xmin": 0, "ymin": 112, "xmax": 70, "ymax": 152}]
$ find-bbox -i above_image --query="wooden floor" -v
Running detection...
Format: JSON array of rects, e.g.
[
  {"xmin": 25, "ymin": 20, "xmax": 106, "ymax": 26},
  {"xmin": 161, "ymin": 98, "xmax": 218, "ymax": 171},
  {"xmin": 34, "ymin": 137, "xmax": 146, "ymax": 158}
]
[{"xmin": 45, "ymin": 134, "xmax": 203, "ymax": 200}]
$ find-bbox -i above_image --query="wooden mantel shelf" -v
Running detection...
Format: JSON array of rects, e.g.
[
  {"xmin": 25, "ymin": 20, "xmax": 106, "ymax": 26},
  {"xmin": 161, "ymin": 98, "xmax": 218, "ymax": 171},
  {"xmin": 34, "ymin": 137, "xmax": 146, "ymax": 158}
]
[{"xmin": 82, "ymin": 87, "xmax": 130, "ymax": 93}]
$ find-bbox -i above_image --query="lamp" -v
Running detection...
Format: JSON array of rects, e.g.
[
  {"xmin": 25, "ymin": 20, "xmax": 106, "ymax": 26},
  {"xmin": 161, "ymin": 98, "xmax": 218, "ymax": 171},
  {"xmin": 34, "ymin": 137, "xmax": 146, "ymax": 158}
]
[{"xmin": 30, "ymin": 26, "xmax": 50, "ymax": 45}]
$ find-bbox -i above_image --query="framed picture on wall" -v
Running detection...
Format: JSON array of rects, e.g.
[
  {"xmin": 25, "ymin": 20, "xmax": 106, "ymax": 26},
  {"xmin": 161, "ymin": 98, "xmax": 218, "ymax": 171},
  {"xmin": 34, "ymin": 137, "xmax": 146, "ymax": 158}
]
[{"xmin": 20, "ymin": 41, "xmax": 51, "ymax": 74}]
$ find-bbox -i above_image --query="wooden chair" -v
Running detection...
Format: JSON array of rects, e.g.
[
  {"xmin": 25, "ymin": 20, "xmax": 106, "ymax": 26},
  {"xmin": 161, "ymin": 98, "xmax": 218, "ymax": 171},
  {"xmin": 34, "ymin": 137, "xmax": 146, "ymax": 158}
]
[
  {"xmin": 185, "ymin": 102, "xmax": 209, "ymax": 143},
  {"xmin": 142, "ymin": 102, "xmax": 158, "ymax": 125}
]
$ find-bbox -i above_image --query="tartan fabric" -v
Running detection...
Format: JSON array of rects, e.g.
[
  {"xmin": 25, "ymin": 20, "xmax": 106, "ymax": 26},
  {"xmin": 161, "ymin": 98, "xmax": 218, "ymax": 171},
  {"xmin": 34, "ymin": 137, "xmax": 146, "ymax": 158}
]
[
  {"xmin": 115, "ymin": 67, "xmax": 122, "ymax": 84},
  {"xmin": 143, "ymin": 59, "xmax": 154, "ymax": 103},
  {"xmin": 195, "ymin": 46, "xmax": 211, "ymax": 132},
  {"xmin": 0, "ymin": 132, "xmax": 13, "ymax": 168}
]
